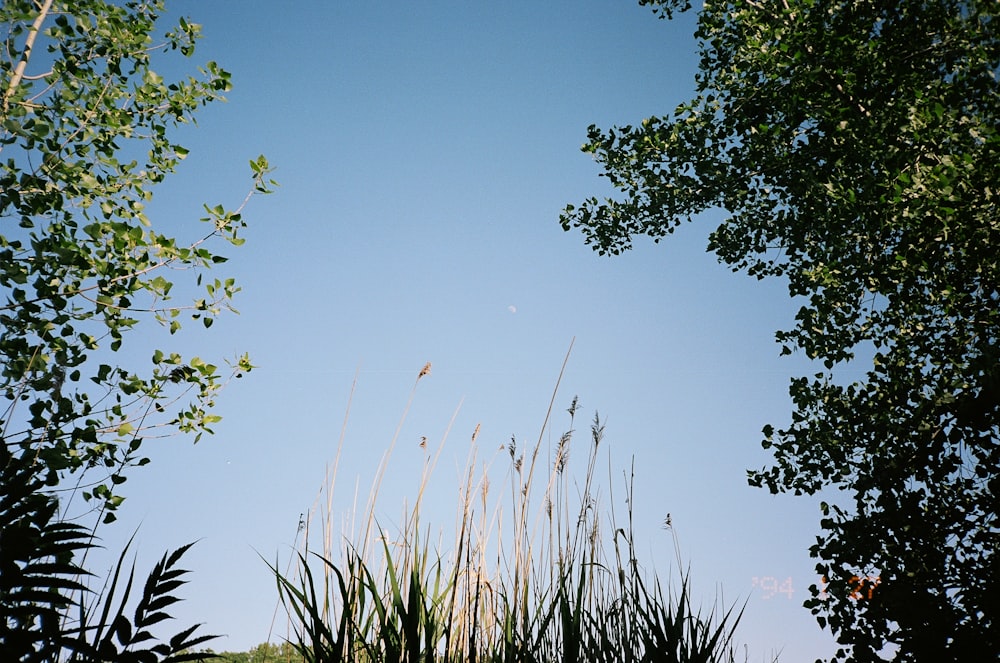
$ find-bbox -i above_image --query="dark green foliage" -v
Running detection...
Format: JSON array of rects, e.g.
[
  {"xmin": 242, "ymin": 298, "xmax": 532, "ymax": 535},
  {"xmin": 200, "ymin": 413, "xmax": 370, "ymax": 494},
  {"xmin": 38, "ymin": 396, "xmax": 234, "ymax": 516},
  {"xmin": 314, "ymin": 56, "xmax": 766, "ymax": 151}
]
[
  {"xmin": 562, "ymin": 1, "xmax": 999, "ymax": 659},
  {"xmin": 1, "ymin": 443, "xmax": 216, "ymax": 662},
  {"xmin": 66, "ymin": 539, "xmax": 219, "ymax": 663},
  {"xmin": 0, "ymin": 444, "xmax": 93, "ymax": 662}
]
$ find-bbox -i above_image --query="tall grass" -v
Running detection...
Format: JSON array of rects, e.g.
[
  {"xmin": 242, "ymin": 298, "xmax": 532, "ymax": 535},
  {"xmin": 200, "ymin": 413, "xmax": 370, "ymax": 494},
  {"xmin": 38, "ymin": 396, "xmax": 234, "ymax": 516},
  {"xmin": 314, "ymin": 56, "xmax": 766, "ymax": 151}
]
[{"xmin": 270, "ymin": 354, "xmax": 746, "ymax": 663}]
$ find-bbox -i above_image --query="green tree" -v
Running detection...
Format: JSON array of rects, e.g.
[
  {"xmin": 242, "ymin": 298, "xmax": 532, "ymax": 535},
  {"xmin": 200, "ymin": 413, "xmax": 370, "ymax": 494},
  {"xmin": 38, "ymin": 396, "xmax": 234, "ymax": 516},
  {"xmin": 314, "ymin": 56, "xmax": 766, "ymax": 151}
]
[
  {"xmin": 1, "ymin": 0, "xmax": 273, "ymax": 518},
  {"xmin": 1, "ymin": 0, "xmax": 273, "ymax": 658},
  {"xmin": 209, "ymin": 642, "xmax": 300, "ymax": 663},
  {"xmin": 561, "ymin": 1, "xmax": 998, "ymax": 660}
]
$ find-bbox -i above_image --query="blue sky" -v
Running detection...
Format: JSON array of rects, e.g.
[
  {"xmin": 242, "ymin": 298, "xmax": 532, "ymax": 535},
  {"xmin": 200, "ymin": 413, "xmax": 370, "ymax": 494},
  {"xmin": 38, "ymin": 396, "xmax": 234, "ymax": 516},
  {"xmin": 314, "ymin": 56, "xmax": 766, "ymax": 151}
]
[{"xmin": 82, "ymin": 1, "xmax": 845, "ymax": 659}]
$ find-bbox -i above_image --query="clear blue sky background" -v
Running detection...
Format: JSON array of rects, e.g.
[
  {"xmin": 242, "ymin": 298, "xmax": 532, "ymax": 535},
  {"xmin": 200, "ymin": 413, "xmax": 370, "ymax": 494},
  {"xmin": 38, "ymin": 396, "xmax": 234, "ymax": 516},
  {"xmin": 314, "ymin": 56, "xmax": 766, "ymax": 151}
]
[{"xmin": 82, "ymin": 1, "xmax": 849, "ymax": 659}]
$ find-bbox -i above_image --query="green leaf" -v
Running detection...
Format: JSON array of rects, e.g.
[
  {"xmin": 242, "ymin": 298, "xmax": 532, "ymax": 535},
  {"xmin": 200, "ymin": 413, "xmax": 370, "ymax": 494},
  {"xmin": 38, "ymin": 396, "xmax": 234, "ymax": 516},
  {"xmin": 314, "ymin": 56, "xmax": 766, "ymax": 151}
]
[{"xmin": 568, "ymin": 1, "xmax": 1000, "ymax": 657}]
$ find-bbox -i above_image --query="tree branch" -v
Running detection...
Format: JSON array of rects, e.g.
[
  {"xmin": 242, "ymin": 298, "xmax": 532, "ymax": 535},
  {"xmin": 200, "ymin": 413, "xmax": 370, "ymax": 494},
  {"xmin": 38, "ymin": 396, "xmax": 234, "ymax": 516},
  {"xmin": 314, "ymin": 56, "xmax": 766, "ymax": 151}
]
[
  {"xmin": 0, "ymin": 176, "xmax": 265, "ymax": 313},
  {"xmin": 1, "ymin": 0, "xmax": 54, "ymax": 117}
]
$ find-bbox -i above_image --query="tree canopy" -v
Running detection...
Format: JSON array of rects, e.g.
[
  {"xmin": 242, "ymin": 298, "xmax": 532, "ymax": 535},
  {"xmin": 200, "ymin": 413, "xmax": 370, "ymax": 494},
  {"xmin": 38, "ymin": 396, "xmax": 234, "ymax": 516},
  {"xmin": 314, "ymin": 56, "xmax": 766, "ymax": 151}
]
[
  {"xmin": 562, "ymin": 1, "xmax": 999, "ymax": 659},
  {"xmin": 1, "ymin": 0, "xmax": 273, "ymax": 520},
  {"xmin": 1, "ymin": 2, "xmax": 273, "ymax": 658}
]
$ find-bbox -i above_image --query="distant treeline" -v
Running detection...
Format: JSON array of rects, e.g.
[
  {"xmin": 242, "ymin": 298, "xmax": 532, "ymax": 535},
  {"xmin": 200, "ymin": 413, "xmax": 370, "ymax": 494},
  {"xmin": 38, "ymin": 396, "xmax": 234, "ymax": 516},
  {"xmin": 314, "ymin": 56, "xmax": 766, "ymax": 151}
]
[{"xmin": 208, "ymin": 642, "xmax": 298, "ymax": 663}]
